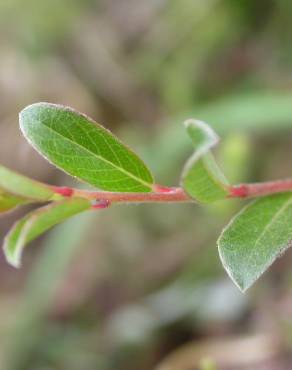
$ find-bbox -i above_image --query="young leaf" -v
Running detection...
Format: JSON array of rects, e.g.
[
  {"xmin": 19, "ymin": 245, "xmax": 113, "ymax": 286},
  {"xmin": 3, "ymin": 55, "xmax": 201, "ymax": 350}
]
[
  {"xmin": 20, "ymin": 103, "xmax": 154, "ymax": 192},
  {"xmin": 0, "ymin": 189, "xmax": 29, "ymax": 213},
  {"xmin": 181, "ymin": 119, "xmax": 229, "ymax": 203},
  {"xmin": 0, "ymin": 165, "xmax": 54, "ymax": 201},
  {"xmin": 3, "ymin": 198, "xmax": 91, "ymax": 268},
  {"xmin": 218, "ymin": 193, "xmax": 292, "ymax": 292}
]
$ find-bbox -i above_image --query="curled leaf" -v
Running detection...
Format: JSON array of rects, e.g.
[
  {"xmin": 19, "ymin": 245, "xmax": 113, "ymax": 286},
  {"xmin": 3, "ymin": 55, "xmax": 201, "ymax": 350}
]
[
  {"xmin": 181, "ymin": 119, "xmax": 229, "ymax": 203},
  {"xmin": 3, "ymin": 198, "xmax": 91, "ymax": 268}
]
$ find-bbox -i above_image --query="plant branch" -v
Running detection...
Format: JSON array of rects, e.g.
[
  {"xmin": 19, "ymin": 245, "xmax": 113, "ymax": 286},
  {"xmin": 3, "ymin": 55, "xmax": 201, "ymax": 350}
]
[
  {"xmin": 229, "ymin": 179, "xmax": 292, "ymax": 199},
  {"xmin": 50, "ymin": 179, "xmax": 292, "ymax": 206},
  {"xmin": 72, "ymin": 186, "xmax": 191, "ymax": 203}
]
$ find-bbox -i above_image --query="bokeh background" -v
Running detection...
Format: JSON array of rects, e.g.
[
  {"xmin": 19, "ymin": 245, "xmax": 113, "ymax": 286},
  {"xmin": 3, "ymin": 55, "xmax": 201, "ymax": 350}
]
[{"xmin": 1, "ymin": 1, "xmax": 292, "ymax": 369}]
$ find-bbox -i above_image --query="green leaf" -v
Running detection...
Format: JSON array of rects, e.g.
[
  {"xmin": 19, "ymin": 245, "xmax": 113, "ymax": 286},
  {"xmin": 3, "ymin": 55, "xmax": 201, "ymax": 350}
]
[
  {"xmin": 181, "ymin": 119, "xmax": 229, "ymax": 203},
  {"xmin": 20, "ymin": 103, "xmax": 154, "ymax": 192},
  {"xmin": 218, "ymin": 193, "xmax": 292, "ymax": 292},
  {"xmin": 0, "ymin": 165, "xmax": 54, "ymax": 201},
  {"xmin": 0, "ymin": 189, "xmax": 29, "ymax": 213},
  {"xmin": 146, "ymin": 91, "xmax": 292, "ymax": 179},
  {"xmin": 3, "ymin": 198, "xmax": 91, "ymax": 268},
  {"xmin": 182, "ymin": 119, "xmax": 219, "ymax": 157}
]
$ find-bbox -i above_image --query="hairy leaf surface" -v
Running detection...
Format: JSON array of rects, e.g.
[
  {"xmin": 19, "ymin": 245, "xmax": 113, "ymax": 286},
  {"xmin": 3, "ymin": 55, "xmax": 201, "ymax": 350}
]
[
  {"xmin": 218, "ymin": 193, "xmax": 292, "ymax": 291},
  {"xmin": 20, "ymin": 103, "xmax": 154, "ymax": 192}
]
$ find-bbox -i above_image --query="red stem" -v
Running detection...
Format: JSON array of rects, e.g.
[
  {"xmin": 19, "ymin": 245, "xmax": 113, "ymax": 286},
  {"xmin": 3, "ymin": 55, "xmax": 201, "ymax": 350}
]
[
  {"xmin": 72, "ymin": 187, "xmax": 190, "ymax": 203},
  {"xmin": 229, "ymin": 179, "xmax": 292, "ymax": 199},
  {"xmin": 51, "ymin": 179, "xmax": 292, "ymax": 205}
]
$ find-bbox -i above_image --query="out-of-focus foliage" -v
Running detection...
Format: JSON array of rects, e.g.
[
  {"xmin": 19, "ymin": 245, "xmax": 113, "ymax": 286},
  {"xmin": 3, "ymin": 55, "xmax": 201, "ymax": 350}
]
[{"xmin": 1, "ymin": 1, "xmax": 292, "ymax": 369}]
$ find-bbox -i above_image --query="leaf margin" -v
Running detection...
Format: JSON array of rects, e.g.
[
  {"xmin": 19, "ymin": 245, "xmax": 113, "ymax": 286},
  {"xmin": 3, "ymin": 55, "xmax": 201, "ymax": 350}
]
[
  {"xmin": 19, "ymin": 102, "xmax": 155, "ymax": 193},
  {"xmin": 181, "ymin": 118, "xmax": 229, "ymax": 203},
  {"xmin": 218, "ymin": 192, "xmax": 292, "ymax": 292},
  {"xmin": 3, "ymin": 197, "xmax": 91, "ymax": 268}
]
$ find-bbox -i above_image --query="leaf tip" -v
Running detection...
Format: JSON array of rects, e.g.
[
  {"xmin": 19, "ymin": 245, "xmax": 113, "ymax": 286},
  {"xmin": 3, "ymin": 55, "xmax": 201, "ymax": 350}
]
[
  {"xmin": 3, "ymin": 240, "xmax": 22, "ymax": 269},
  {"xmin": 19, "ymin": 101, "xmax": 42, "ymax": 119},
  {"xmin": 19, "ymin": 102, "xmax": 60, "ymax": 130},
  {"xmin": 217, "ymin": 241, "xmax": 250, "ymax": 293},
  {"xmin": 183, "ymin": 118, "xmax": 219, "ymax": 146}
]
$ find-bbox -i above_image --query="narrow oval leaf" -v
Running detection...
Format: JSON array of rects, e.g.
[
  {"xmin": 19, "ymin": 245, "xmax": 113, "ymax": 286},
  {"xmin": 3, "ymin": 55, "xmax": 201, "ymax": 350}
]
[
  {"xmin": 20, "ymin": 103, "xmax": 154, "ymax": 192},
  {"xmin": 0, "ymin": 165, "xmax": 54, "ymax": 201},
  {"xmin": 3, "ymin": 198, "xmax": 91, "ymax": 268},
  {"xmin": 218, "ymin": 193, "xmax": 292, "ymax": 292},
  {"xmin": 181, "ymin": 119, "xmax": 229, "ymax": 203}
]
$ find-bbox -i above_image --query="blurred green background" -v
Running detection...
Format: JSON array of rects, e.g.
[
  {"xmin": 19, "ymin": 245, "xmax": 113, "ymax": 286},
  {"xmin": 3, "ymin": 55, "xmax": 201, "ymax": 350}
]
[{"xmin": 1, "ymin": 1, "xmax": 292, "ymax": 369}]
